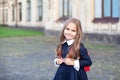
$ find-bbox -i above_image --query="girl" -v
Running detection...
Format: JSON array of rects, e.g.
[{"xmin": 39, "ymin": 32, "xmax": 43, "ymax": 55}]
[{"xmin": 53, "ymin": 18, "xmax": 92, "ymax": 80}]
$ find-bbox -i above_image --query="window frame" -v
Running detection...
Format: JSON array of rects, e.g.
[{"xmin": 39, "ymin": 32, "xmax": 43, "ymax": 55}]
[
  {"xmin": 26, "ymin": 0, "xmax": 31, "ymax": 21},
  {"xmin": 92, "ymin": 0, "xmax": 119, "ymax": 23},
  {"xmin": 12, "ymin": 4, "xmax": 15, "ymax": 21},
  {"xmin": 18, "ymin": 2, "xmax": 22, "ymax": 21},
  {"xmin": 56, "ymin": 0, "xmax": 72, "ymax": 22},
  {"xmin": 37, "ymin": 0, "xmax": 43, "ymax": 21}
]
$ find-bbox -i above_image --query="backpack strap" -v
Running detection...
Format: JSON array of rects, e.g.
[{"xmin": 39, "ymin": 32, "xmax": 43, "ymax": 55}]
[{"xmin": 84, "ymin": 51, "xmax": 90, "ymax": 72}]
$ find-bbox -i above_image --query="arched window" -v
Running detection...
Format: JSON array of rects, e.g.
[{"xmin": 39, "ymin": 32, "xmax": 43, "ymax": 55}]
[
  {"xmin": 26, "ymin": 0, "xmax": 31, "ymax": 21},
  {"xmin": 12, "ymin": 4, "xmax": 15, "ymax": 21},
  {"xmin": 5, "ymin": 9, "xmax": 8, "ymax": 22},
  {"xmin": 37, "ymin": 0, "xmax": 42, "ymax": 21},
  {"xmin": 18, "ymin": 2, "xmax": 22, "ymax": 21}
]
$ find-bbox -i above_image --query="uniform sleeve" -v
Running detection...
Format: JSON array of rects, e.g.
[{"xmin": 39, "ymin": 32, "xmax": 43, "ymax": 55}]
[
  {"xmin": 54, "ymin": 58, "xmax": 60, "ymax": 67},
  {"xmin": 79, "ymin": 43, "xmax": 92, "ymax": 68},
  {"xmin": 74, "ymin": 60, "xmax": 80, "ymax": 71}
]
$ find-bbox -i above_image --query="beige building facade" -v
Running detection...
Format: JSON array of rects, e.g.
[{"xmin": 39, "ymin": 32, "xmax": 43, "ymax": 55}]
[{"xmin": 0, "ymin": 0, "xmax": 120, "ymax": 44}]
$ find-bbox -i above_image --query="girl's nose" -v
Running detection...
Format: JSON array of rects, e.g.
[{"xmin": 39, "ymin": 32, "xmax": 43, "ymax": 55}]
[{"xmin": 68, "ymin": 30, "xmax": 72, "ymax": 33}]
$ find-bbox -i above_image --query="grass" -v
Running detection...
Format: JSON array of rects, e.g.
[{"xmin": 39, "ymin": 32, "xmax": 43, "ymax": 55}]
[
  {"xmin": 0, "ymin": 26, "xmax": 44, "ymax": 37},
  {"xmin": 84, "ymin": 42, "xmax": 116, "ymax": 50}
]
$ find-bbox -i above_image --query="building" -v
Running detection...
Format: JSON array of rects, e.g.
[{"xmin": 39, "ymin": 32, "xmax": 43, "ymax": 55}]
[
  {"xmin": 0, "ymin": 0, "xmax": 120, "ymax": 44},
  {"xmin": 0, "ymin": 0, "xmax": 9, "ymax": 25}
]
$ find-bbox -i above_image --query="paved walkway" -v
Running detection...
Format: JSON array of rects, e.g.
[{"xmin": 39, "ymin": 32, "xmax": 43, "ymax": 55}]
[{"xmin": 0, "ymin": 36, "xmax": 120, "ymax": 80}]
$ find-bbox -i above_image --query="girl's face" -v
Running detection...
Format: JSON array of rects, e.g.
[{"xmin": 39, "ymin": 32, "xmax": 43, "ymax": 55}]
[{"xmin": 64, "ymin": 22, "xmax": 77, "ymax": 40}]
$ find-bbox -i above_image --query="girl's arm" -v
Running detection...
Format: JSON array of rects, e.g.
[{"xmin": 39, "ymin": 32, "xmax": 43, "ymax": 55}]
[
  {"xmin": 54, "ymin": 58, "xmax": 59, "ymax": 67},
  {"xmin": 63, "ymin": 43, "xmax": 92, "ymax": 71},
  {"xmin": 79, "ymin": 43, "xmax": 92, "ymax": 68},
  {"xmin": 54, "ymin": 58, "xmax": 63, "ymax": 67}
]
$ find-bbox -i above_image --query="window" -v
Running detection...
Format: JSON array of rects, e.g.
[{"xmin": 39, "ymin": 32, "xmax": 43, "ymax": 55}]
[
  {"xmin": 12, "ymin": 4, "xmax": 15, "ymax": 21},
  {"xmin": 0, "ymin": 0, "xmax": 6, "ymax": 3},
  {"xmin": 93, "ymin": 0, "xmax": 119, "ymax": 23},
  {"xmin": 18, "ymin": 2, "xmax": 22, "ymax": 21},
  {"xmin": 26, "ymin": 0, "xmax": 31, "ymax": 21},
  {"xmin": 1, "ymin": 10, "xmax": 4, "ymax": 23},
  {"xmin": 37, "ymin": 0, "xmax": 42, "ymax": 21},
  {"xmin": 5, "ymin": 9, "xmax": 8, "ymax": 22},
  {"xmin": 57, "ymin": 0, "xmax": 72, "ymax": 22}
]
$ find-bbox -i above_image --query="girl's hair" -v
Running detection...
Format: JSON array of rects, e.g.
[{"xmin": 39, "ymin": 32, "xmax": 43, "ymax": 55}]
[{"xmin": 56, "ymin": 18, "xmax": 83, "ymax": 59}]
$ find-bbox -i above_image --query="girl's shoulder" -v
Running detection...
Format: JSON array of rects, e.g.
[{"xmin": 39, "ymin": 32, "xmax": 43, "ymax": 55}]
[
  {"xmin": 80, "ymin": 42, "xmax": 87, "ymax": 51},
  {"xmin": 80, "ymin": 42, "xmax": 85, "ymax": 48}
]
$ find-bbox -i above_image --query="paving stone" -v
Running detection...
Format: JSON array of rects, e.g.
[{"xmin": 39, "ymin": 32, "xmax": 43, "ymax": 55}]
[{"xmin": 0, "ymin": 36, "xmax": 120, "ymax": 80}]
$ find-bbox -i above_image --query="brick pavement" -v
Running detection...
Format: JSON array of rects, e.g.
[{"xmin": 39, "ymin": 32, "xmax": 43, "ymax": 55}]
[{"xmin": 0, "ymin": 36, "xmax": 120, "ymax": 80}]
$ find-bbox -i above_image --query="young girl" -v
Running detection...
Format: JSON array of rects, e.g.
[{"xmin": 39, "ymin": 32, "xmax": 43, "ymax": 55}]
[{"xmin": 53, "ymin": 18, "xmax": 92, "ymax": 80}]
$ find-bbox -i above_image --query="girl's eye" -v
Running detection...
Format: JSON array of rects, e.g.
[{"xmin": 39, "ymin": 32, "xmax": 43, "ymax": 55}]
[
  {"xmin": 66, "ymin": 28, "xmax": 70, "ymax": 30},
  {"xmin": 71, "ymin": 29, "xmax": 76, "ymax": 32}
]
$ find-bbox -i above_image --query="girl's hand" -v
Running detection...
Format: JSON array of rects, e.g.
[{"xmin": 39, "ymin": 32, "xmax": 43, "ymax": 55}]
[
  {"xmin": 56, "ymin": 58, "xmax": 63, "ymax": 65},
  {"xmin": 63, "ymin": 58, "xmax": 74, "ymax": 66}
]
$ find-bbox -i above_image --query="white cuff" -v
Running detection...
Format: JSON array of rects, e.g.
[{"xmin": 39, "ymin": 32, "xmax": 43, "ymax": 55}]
[
  {"xmin": 54, "ymin": 58, "xmax": 59, "ymax": 67},
  {"xmin": 74, "ymin": 60, "xmax": 80, "ymax": 71}
]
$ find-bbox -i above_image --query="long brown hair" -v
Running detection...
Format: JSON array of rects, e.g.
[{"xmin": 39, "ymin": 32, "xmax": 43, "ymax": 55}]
[{"xmin": 56, "ymin": 18, "xmax": 82, "ymax": 59}]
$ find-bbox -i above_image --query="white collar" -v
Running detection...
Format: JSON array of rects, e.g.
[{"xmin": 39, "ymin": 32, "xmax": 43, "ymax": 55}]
[{"xmin": 63, "ymin": 39, "xmax": 75, "ymax": 46}]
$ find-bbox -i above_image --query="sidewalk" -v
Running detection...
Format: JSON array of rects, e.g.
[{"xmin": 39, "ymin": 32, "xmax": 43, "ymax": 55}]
[{"xmin": 0, "ymin": 36, "xmax": 120, "ymax": 80}]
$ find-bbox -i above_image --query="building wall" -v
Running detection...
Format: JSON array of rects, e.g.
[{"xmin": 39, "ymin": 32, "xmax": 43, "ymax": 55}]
[
  {"xmin": 0, "ymin": 0, "xmax": 9, "ymax": 25},
  {"xmin": 0, "ymin": 0, "xmax": 120, "ymax": 44}
]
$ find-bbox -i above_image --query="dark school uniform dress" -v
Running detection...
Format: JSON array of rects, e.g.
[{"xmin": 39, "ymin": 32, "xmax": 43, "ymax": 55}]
[{"xmin": 53, "ymin": 42, "xmax": 92, "ymax": 80}]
